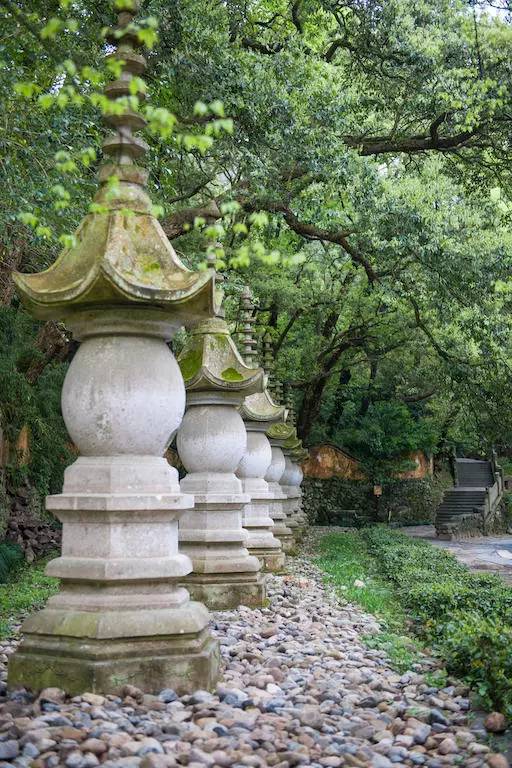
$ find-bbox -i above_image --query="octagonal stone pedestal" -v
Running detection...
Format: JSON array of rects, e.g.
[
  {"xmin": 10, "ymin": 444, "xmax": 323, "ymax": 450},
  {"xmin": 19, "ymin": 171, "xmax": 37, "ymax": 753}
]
[
  {"xmin": 237, "ymin": 429, "xmax": 285, "ymax": 573},
  {"xmin": 289, "ymin": 458, "xmax": 308, "ymax": 534},
  {"xmin": 280, "ymin": 454, "xmax": 302, "ymax": 543}
]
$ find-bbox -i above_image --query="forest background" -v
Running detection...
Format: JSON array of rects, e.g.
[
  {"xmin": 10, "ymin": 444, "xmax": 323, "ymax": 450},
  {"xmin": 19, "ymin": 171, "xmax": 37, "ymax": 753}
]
[{"xmin": 1, "ymin": 0, "xmax": 512, "ymax": 512}]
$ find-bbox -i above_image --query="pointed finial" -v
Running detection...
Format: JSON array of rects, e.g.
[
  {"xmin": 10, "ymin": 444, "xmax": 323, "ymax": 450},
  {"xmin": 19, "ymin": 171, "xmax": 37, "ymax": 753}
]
[
  {"xmin": 100, "ymin": 0, "xmax": 149, "ymax": 188},
  {"xmin": 240, "ymin": 286, "xmax": 258, "ymax": 367},
  {"xmin": 274, "ymin": 378, "xmax": 283, "ymax": 405},
  {"xmin": 262, "ymin": 331, "xmax": 275, "ymax": 392},
  {"xmin": 285, "ymin": 386, "xmax": 296, "ymax": 426}
]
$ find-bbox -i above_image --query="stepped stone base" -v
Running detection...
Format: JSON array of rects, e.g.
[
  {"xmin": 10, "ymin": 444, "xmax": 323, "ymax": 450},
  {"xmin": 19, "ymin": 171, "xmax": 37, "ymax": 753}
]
[
  {"xmin": 272, "ymin": 523, "xmax": 295, "ymax": 554},
  {"xmin": 9, "ymin": 614, "xmax": 219, "ymax": 696},
  {"xmin": 183, "ymin": 571, "xmax": 266, "ymax": 611},
  {"xmin": 249, "ymin": 545, "xmax": 286, "ymax": 573}
]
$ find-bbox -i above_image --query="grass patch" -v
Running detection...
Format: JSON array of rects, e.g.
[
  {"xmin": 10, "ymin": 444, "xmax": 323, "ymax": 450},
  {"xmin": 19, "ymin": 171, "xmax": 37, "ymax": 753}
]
[
  {"xmin": 363, "ymin": 631, "xmax": 424, "ymax": 674},
  {"xmin": 315, "ymin": 531, "xmax": 425, "ymax": 674},
  {"xmin": 316, "ymin": 531, "xmax": 405, "ymax": 628},
  {"xmin": 316, "ymin": 527, "xmax": 512, "ymax": 716},
  {"xmin": 0, "ymin": 552, "xmax": 59, "ymax": 638}
]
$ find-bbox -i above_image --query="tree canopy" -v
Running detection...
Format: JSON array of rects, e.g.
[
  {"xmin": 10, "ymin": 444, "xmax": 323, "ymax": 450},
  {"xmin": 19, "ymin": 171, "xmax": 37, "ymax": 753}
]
[{"xmin": 2, "ymin": 0, "xmax": 512, "ymax": 484}]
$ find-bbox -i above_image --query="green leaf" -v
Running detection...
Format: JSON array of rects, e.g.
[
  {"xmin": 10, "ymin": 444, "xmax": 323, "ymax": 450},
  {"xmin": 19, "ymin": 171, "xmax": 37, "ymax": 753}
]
[
  {"xmin": 40, "ymin": 17, "xmax": 63, "ymax": 40},
  {"xmin": 150, "ymin": 204, "xmax": 165, "ymax": 218},
  {"xmin": 209, "ymin": 99, "xmax": 225, "ymax": 117},
  {"xmin": 193, "ymin": 101, "xmax": 208, "ymax": 117},
  {"xmin": 129, "ymin": 76, "xmax": 147, "ymax": 96},
  {"xmin": 58, "ymin": 233, "xmax": 77, "ymax": 249},
  {"xmin": 248, "ymin": 211, "xmax": 269, "ymax": 227},
  {"xmin": 14, "ymin": 82, "xmax": 41, "ymax": 98},
  {"xmin": 18, "ymin": 212, "xmax": 39, "ymax": 228}
]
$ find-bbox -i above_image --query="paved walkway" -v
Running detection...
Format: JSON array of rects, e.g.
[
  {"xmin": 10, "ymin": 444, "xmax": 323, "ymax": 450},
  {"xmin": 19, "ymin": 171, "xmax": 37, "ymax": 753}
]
[
  {"xmin": 0, "ymin": 529, "xmax": 507, "ymax": 768},
  {"xmin": 399, "ymin": 526, "xmax": 512, "ymax": 583}
]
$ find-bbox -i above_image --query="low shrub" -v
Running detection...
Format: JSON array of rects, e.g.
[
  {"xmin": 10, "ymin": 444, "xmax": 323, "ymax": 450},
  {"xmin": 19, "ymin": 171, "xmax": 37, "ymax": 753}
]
[
  {"xmin": 0, "ymin": 541, "xmax": 23, "ymax": 583},
  {"xmin": 360, "ymin": 527, "xmax": 512, "ymax": 714},
  {"xmin": 443, "ymin": 613, "xmax": 512, "ymax": 715},
  {"xmin": 304, "ymin": 475, "xmax": 448, "ymax": 527}
]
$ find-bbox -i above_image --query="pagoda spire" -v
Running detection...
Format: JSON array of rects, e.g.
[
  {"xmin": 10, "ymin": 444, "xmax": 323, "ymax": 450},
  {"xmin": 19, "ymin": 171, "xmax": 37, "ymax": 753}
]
[
  {"xmin": 101, "ymin": 0, "xmax": 149, "ymax": 182},
  {"xmin": 240, "ymin": 286, "xmax": 258, "ymax": 367},
  {"xmin": 262, "ymin": 331, "xmax": 275, "ymax": 393}
]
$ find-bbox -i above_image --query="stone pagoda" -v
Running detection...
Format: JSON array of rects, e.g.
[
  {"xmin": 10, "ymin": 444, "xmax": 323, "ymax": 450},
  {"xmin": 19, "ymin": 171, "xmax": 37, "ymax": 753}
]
[
  {"xmin": 281, "ymin": 426, "xmax": 305, "ymax": 541},
  {"xmin": 176, "ymin": 282, "xmax": 266, "ymax": 610},
  {"xmin": 8, "ymin": 2, "xmax": 220, "ymax": 694},
  {"xmin": 289, "ymin": 444, "xmax": 309, "ymax": 533},
  {"xmin": 283, "ymin": 391, "xmax": 308, "ymax": 532},
  {"xmin": 236, "ymin": 288, "xmax": 286, "ymax": 572},
  {"xmin": 261, "ymin": 334, "xmax": 295, "ymax": 553}
]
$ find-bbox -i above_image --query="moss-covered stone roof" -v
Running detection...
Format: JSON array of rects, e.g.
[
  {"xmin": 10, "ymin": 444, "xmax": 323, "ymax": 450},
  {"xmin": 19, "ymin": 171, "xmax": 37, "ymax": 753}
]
[
  {"xmin": 240, "ymin": 388, "xmax": 287, "ymax": 423},
  {"xmin": 178, "ymin": 316, "xmax": 265, "ymax": 394},
  {"xmin": 13, "ymin": 181, "xmax": 216, "ymax": 323}
]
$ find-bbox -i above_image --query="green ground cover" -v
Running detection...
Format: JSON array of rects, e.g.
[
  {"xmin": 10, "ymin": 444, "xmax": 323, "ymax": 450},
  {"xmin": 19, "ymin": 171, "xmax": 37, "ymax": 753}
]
[
  {"xmin": 0, "ymin": 552, "xmax": 58, "ymax": 639},
  {"xmin": 316, "ymin": 529, "xmax": 512, "ymax": 715},
  {"xmin": 0, "ymin": 542, "xmax": 23, "ymax": 583}
]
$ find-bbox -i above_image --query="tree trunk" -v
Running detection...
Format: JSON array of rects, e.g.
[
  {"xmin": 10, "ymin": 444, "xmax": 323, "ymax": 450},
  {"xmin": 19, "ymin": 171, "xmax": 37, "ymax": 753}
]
[{"xmin": 25, "ymin": 321, "xmax": 73, "ymax": 384}]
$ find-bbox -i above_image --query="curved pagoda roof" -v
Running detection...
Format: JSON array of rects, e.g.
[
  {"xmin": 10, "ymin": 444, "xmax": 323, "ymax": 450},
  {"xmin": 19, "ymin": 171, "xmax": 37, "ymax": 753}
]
[
  {"xmin": 240, "ymin": 388, "xmax": 287, "ymax": 423},
  {"xmin": 282, "ymin": 430, "xmax": 302, "ymax": 453},
  {"xmin": 266, "ymin": 421, "xmax": 295, "ymax": 442},
  {"xmin": 179, "ymin": 317, "xmax": 265, "ymax": 394},
  {"xmin": 13, "ymin": 6, "xmax": 215, "ymax": 325}
]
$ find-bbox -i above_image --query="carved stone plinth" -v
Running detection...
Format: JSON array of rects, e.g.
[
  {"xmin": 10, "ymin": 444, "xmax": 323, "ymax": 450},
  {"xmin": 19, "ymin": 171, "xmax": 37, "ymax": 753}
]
[
  {"xmin": 237, "ymin": 428, "xmax": 285, "ymax": 573},
  {"xmin": 264, "ymin": 444, "xmax": 294, "ymax": 554},
  {"xmin": 280, "ymin": 455, "xmax": 302, "ymax": 542},
  {"xmin": 290, "ymin": 458, "xmax": 308, "ymax": 532}
]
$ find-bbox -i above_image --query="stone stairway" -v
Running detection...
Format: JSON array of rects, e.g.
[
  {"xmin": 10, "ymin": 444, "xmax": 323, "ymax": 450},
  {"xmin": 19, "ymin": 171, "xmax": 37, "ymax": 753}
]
[
  {"xmin": 435, "ymin": 458, "xmax": 504, "ymax": 539},
  {"xmin": 455, "ymin": 458, "xmax": 494, "ymax": 487}
]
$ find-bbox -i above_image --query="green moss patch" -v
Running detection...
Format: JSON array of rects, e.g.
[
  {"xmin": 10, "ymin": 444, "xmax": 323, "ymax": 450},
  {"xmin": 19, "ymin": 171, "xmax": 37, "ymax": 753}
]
[
  {"xmin": 221, "ymin": 367, "xmax": 244, "ymax": 381},
  {"xmin": 179, "ymin": 348, "xmax": 203, "ymax": 380}
]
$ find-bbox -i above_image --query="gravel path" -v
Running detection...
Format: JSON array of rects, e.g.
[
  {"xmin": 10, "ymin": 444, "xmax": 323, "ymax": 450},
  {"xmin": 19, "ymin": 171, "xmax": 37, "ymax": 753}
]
[{"xmin": 0, "ymin": 530, "xmax": 508, "ymax": 768}]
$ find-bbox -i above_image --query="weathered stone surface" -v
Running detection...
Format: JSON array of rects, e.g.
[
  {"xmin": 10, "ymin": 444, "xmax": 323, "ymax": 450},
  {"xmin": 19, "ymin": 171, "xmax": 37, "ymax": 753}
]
[
  {"xmin": 237, "ymin": 429, "xmax": 285, "ymax": 573},
  {"xmin": 264, "ymin": 446, "xmax": 294, "ymax": 553}
]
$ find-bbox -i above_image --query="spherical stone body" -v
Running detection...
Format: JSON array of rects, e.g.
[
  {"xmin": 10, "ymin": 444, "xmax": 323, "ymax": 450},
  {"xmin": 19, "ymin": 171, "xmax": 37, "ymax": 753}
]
[
  {"xmin": 265, "ymin": 446, "xmax": 286, "ymax": 483},
  {"xmin": 289, "ymin": 462, "xmax": 304, "ymax": 487},
  {"xmin": 280, "ymin": 456, "xmax": 295, "ymax": 485},
  {"xmin": 62, "ymin": 335, "xmax": 185, "ymax": 456},
  {"xmin": 237, "ymin": 432, "xmax": 272, "ymax": 480},
  {"xmin": 177, "ymin": 404, "xmax": 247, "ymax": 474}
]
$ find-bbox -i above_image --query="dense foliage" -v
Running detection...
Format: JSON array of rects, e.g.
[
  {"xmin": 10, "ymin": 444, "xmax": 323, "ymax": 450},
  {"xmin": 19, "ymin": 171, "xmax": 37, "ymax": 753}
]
[
  {"xmin": 2, "ymin": 0, "xmax": 512, "ymax": 485},
  {"xmin": 0, "ymin": 542, "xmax": 23, "ymax": 583},
  {"xmin": 0, "ymin": 308, "xmax": 72, "ymax": 501},
  {"xmin": 303, "ymin": 476, "xmax": 447, "ymax": 525}
]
